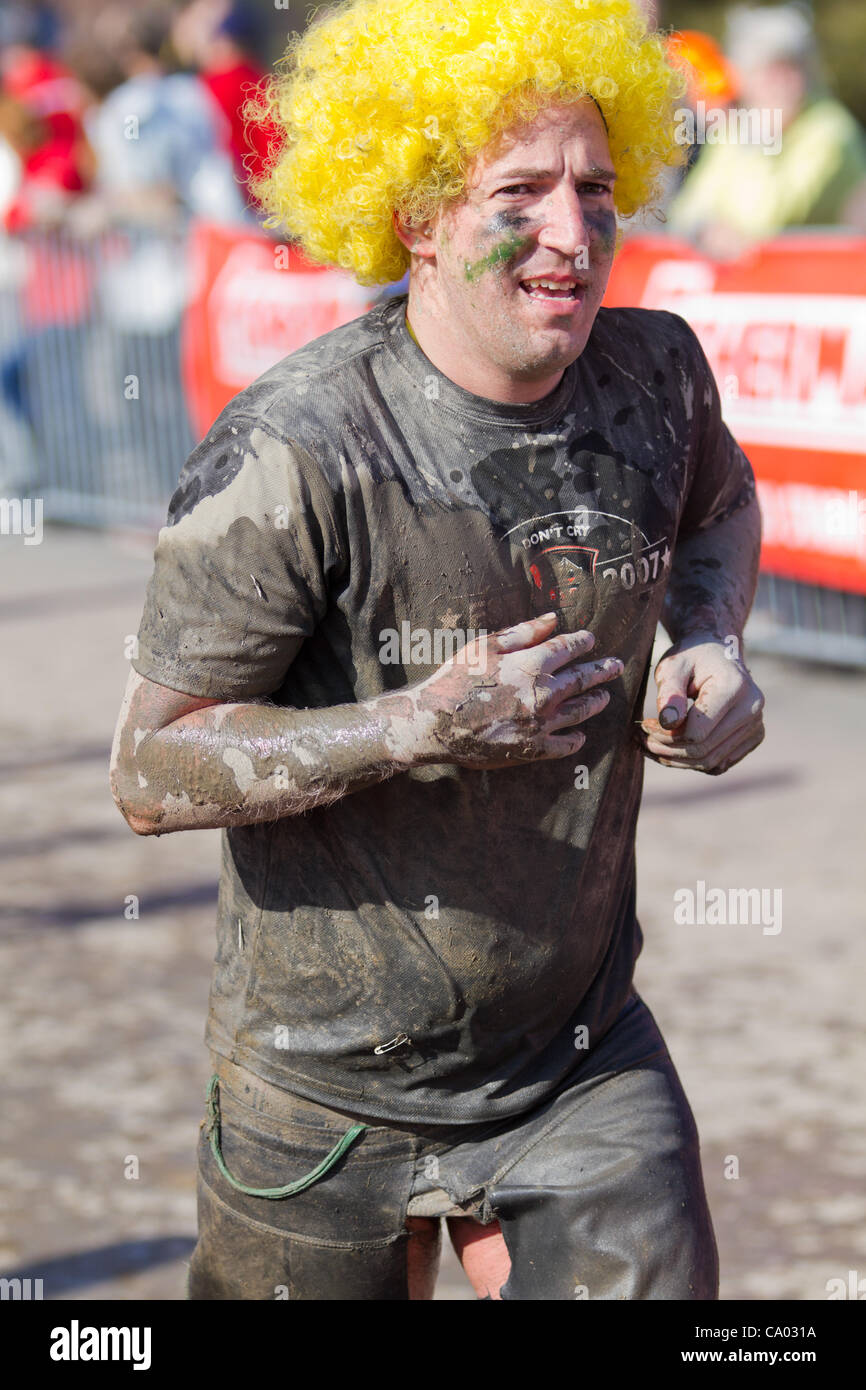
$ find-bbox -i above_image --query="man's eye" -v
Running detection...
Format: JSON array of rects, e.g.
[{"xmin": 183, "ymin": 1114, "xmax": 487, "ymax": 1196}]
[
  {"xmin": 582, "ymin": 182, "xmax": 613, "ymax": 196},
  {"xmin": 497, "ymin": 184, "xmax": 532, "ymax": 196}
]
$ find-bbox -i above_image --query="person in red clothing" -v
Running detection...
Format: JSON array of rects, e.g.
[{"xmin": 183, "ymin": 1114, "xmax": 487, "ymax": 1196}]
[
  {"xmin": 173, "ymin": 1, "xmax": 280, "ymax": 198},
  {"xmin": 0, "ymin": 10, "xmax": 92, "ymax": 228}
]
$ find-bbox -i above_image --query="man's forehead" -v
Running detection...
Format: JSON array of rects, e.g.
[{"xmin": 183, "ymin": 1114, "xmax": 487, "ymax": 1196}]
[{"xmin": 467, "ymin": 98, "xmax": 612, "ymax": 185}]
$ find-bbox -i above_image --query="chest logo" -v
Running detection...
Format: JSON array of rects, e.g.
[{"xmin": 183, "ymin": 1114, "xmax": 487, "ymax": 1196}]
[{"xmin": 504, "ymin": 508, "xmax": 671, "ymax": 633}]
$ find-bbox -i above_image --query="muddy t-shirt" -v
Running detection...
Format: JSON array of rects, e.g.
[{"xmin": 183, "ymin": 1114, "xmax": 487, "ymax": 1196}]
[{"xmin": 133, "ymin": 294, "xmax": 755, "ymax": 1125}]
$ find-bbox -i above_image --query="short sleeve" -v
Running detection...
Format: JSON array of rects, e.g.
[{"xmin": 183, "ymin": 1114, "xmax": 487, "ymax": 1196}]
[
  {"xmin": 131, "ymin": 406, "xmax": 344, "ymax": 699},
  {"xmin": 673, "ymin": 314, "xmax": 757, "ymax": 535}
]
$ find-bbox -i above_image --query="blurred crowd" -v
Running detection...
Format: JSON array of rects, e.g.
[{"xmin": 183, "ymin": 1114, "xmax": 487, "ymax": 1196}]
[
  {"xmin": 0, "ymin": 0, "xmax": 864, "ymax": 247},
  {"xmin": 658, "ymin": 2, "xmax": 866, "ymax": 255},
  {"xmin": 0, "ymin": 0, "xmax": 278, "ymax": 233}
]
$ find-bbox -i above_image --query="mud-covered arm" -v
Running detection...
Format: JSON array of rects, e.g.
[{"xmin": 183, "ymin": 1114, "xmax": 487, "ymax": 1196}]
[
  {"xmin": 638, "ymin": 317, "xmax": 765, "ymax": 773},
  {"xmin": 661, "ymin": 490, "xmax": 761, "ymax": 648},
  {"xmin": 109, "ymin": 669, "xmax": 421, "ymax": 835},
  {"xmin": 110, "ymin": 619, "xmax": 623, "ymax": 835},
  {"xmin": 641, "ymin": 497, "xmax": 764, "ymax": 773}
]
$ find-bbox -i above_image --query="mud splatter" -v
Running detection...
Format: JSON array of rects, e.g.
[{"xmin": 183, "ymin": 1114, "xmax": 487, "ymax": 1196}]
[{"xmin": 222, "ymin": 747, "xmax": 258, "ymax": 794}]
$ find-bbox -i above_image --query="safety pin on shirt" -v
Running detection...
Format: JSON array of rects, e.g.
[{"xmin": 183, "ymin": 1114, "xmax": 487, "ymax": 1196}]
[{"xmin": 373, "ymin": 1032, "xmax": 412, "ymax": 1055}]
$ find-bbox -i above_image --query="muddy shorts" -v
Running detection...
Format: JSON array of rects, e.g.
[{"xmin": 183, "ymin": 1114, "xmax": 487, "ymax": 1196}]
[{"xmin": 187, "ymin": 991, "xmax": 718, "ymax": 1300}]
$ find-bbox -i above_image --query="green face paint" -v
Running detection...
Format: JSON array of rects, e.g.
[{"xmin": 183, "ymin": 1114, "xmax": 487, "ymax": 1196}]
[{"xmin": 463, "ymin": 233, "xmax": 531, "ymax": 283}]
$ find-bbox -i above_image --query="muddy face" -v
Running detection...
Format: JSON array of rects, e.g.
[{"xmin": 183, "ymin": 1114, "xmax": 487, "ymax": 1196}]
[{"xmin": 429, "ymin": 98, "xmax": 619, "ymax": 393}]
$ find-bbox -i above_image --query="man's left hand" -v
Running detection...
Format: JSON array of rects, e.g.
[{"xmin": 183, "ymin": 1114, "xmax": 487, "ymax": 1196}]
[{"xmin": 637, "ymin": 632, "xmax": 765, "ymax": 775}]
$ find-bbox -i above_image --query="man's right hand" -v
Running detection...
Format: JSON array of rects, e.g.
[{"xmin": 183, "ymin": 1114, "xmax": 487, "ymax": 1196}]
[
  {"xmin": 377, "ymin": 612, "xmax": 623, "ymax": 770},
  {"xmin": 111, "ymin": 614, "xmax": 623, "ymax": 835}
]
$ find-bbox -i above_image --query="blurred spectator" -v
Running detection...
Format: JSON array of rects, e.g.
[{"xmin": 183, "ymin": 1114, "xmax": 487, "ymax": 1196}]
[
  {"xmin": 620, "ymin": 10, "xmax": 737, "ymax": 230},
  {"xmin": 668, "ymin": 3, "xmax": 866, "ymax": 257},
  {"xmin": 173, "ymin": 0, "xmax": 280, "ymax": 197},
  {"xmin": 84, "ymin": 7, "xmax": 251, "ymax": 227},
  {"xmin": 666, "ymin": 29, "xmax": 738, "ymax": 182},
  {"xmin": 0, "ymin": 2, "xmax": 93, "ymax": 229},
  {"xmin": 0, "ymin": 112, "xmax": 22, "ymax": 221},
  {"xmin": 668, "ymin": 29, "xmax": 738, "ymax": 114}
]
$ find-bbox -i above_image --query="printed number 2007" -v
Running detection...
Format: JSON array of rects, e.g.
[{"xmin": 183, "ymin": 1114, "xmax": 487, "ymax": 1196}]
[{"xmin": 600, "ymin": 547, "xmax": 666, "ymax": 589}]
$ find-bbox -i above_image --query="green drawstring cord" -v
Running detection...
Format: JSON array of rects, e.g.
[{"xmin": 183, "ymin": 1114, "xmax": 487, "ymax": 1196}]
[{"xmin": 204, "ymin": 1075, "xmax": 368, "ymax": 1199}]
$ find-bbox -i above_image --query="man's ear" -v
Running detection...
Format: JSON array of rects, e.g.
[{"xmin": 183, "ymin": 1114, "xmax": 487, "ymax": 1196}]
[{"xmin": 392, "ymin": 209, "xmax": 437, "ymax": 258}]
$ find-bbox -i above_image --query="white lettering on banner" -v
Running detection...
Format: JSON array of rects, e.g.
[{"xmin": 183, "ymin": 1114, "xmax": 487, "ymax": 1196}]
[
  {"xmin": 639, "ymin": 263, "xmax": 866, "ymax": 455},
  {"xmin": 756, "ymin": 481, "xmax": 866, "ymax": 556},
  {"xmin": 209, "ymin": 243, "xmax": 372, "ymax": 385}
]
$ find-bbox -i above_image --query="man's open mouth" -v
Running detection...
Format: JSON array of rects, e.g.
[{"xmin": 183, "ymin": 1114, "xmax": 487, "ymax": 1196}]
[{"xmin": 519, "ymin": 277, "xmax": 586, "ymax": 300}]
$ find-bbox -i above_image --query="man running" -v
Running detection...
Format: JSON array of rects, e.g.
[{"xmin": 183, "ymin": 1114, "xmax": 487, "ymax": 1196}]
[{"xmin": 110, "ymin": 0, "xmax": 765, "ymax": 1300}]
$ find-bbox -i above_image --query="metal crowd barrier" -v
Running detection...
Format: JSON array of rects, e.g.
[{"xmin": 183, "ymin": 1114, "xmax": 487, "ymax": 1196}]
[
  {"xmin": 0, "ymin": 225, "xmax": 195, "ymax": 530},
  {"xmin": 748, "ymin": 573, "xmax": 866, "ymax": 668}
]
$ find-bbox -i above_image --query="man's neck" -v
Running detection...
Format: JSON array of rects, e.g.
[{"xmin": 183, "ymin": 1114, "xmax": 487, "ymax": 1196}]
[{"xmin": 403, "ymin": 297, "xmax": 566, "ymax": 405}]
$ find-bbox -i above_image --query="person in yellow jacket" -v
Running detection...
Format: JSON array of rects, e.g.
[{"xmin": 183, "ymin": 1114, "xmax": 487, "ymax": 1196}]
[{"xmin": 668, "ymin": 3, "xmax": 866, "ymax": 258}]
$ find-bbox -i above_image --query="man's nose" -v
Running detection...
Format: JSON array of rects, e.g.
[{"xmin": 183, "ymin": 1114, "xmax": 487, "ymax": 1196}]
[{"xmin": 536, "ymin": 183, "xmax": 590, "ymax": 260}]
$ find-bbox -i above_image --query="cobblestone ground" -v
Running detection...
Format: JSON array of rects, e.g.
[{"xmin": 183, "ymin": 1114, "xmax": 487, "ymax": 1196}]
[{"xmin": 1, "ymin": 528, "xmax": 864, "ymax": 1302}]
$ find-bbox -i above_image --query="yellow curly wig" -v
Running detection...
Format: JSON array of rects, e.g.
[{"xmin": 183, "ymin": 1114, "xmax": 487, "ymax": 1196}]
[{"xmin": 249, "ymin": 0, "xmax": 687, "ymax": 285}]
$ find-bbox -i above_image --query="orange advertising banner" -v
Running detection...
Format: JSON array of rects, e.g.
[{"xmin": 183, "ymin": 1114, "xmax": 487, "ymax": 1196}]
[
  {"xmin": 603, "ymin": 234, "xmax": 866, "ymax": 594},
  {"xmin": 182, "ymin": 223, "xmax": 866, "ymax": 595},
  {"xmin": 181, "ymin": 221, "xmax": 376, "ymax": 441}
]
